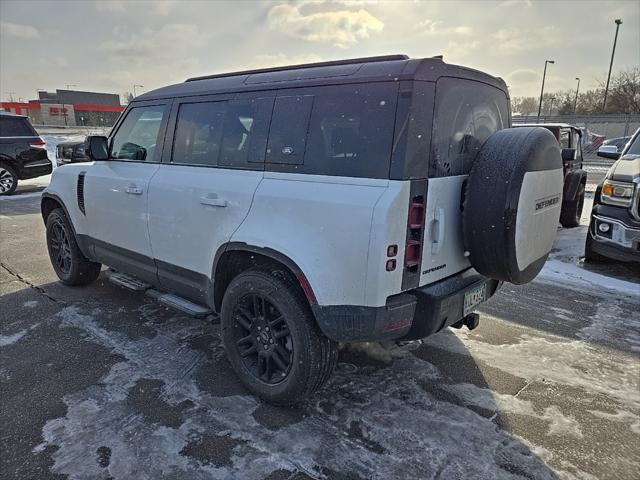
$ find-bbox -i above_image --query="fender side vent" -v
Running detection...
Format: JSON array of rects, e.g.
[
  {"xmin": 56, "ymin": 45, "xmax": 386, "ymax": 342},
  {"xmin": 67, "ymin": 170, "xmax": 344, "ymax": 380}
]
[{"xmin": 77, "ymin": 171, "xmax": 86, "ymax": 215}]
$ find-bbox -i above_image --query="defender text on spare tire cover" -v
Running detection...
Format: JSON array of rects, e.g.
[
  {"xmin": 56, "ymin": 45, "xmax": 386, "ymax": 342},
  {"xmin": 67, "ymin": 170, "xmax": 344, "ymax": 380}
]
[{"xmin": 462, "ymin": 127, "xmax": 563, "ymax": 284}]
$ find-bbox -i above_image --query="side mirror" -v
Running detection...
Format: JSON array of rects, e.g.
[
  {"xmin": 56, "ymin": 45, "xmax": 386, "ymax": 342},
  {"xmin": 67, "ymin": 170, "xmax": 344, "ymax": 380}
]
[
  {"xmin": 86, "ymin": 135, "xmax": 109, "ymax": 161},
  {"xmin": 597, "ymin": 145, "xmax": 620, "ymax": 160},
  {"xmin": 561, "ymin": 148, "xmax": 576, "ymax": 161}
]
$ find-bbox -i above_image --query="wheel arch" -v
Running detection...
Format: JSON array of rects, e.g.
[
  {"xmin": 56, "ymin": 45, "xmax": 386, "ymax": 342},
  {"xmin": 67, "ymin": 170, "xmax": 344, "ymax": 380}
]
[
  {"xmin": 563, "ymin": 169, "xmax": 587, "ymax": 201},
  {"xmin": 41, "ymin": 193, "xmax": 93, "ymax": 259},
  {"xmin": 211, "ymin": 242, "xmax": 317, "ymax": 314}
]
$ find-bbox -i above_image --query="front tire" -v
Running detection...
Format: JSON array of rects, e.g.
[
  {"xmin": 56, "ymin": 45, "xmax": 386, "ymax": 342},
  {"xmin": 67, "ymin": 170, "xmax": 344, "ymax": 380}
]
[
  {"xmin": 560, "ymin": 183, "xmax": 585, "ymax": 228},
  {"xmin": 0, "ymin": 164, "xmax": 18, "ymax": 195},
  {"xmin": 221, "ymin": 269, "xmax": 338, "ymax": 405},
  {"xmin": 46, "ymin": 208, "xmax": 101, "ymax": 285},
  {"xmin": 584, "ymin": 230, "xmax": 609, "ymax": 263}
]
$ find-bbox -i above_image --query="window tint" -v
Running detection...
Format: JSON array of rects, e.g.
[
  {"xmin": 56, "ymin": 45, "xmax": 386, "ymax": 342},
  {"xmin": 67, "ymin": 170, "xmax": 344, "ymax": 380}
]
[
  {"xmin": 172, "ymin": 102, "xmax": 226, "ymax": 166},
  {"xmin": 304, "ymin": 83, "xmax": 397, "ymax": 178},
  {"xmin": 431, "ymin": 78, "xmax": 509, "ymax": 177},
  {"xmin": 0, "ymin": 117, "xmax": 36, "ymax": 137},
  {"xmin": 266, "ymin": 95, "xmax": 314, "ymax": 165},
  {"xmin": 111, "ymin": 105, "xmax": 166, "ymax": 161}
]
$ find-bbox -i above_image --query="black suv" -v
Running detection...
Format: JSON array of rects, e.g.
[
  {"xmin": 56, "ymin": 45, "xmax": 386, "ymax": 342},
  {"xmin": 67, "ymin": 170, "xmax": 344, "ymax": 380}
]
[
  {"xmin": 0, "ymin": 112, "xmax": 52, "ymax": 195},
  {"xmin": 514, "ymin": 123, "xmax": 587, "ymax": 228}
]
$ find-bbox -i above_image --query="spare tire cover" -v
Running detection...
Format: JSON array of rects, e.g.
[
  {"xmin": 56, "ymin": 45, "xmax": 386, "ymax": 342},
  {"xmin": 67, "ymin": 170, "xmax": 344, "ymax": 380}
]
[{"xmin": 462, "ymin": 127, "xmax": 563, "ymax": 284}]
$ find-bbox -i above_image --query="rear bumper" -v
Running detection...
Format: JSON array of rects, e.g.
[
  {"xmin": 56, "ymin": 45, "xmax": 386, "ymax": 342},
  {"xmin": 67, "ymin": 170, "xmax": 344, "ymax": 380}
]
[
  {"xmin": 19, "ymin": 159, "xmax": 52, "ymax": 179},
  {"xmin": 312, "ymin": 269, "xmax": 501, "ymax": 342}
]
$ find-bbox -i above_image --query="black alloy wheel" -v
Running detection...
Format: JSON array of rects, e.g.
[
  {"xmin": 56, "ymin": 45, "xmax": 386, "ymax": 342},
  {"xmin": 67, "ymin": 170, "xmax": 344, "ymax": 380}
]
[
  {"xmin": 232, "ymin": 293, "xmax": 293, "ymax": 384},
  {"xmin": 49, "ymin": 218, "xmax": 73, "ymax": 275}
]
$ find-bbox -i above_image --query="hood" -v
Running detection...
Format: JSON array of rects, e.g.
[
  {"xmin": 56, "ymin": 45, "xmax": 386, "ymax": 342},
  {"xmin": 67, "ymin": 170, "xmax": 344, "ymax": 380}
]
[{"xmin": 608, "ymin": 155, "xmax": 640, "ymax": 183}]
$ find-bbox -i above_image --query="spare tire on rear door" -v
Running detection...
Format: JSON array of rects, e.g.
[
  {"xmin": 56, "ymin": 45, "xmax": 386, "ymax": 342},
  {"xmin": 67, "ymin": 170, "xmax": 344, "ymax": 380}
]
[{"xmin": 462, "ymin": 127, "xmax": 563, "ymax": 285}]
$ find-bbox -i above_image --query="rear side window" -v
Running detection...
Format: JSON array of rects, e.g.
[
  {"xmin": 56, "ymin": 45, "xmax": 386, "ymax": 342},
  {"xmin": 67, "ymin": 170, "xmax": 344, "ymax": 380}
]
[
  {"xmin": 172, "ymin": 102, "xmax": 226, "ymax": 166},
  {"xmin": 172, "ymin": 96, "xmax": 274, "ymax": 168},
  {"xmin": 0, "ymin": 116, "xmax": 36, "ymax": 137},
  {"xmin": 304, "ymin": 83, "xmax": 397, "ymax": 178},
  {"xmin": 430, "ymin": 78, "xmax": 509, "ymax": 177},
  {"xmin": 110, "ymin": 105, "xmax": 166, "ymax": 161},
  {"xmin": 265, "ymin": 83, "xmax": 398, "ymax": 179}
]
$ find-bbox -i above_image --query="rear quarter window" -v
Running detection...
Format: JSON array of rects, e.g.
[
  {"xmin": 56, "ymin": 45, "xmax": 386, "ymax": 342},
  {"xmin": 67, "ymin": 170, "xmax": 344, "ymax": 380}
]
[
  {"xmin": 265, "ymin": 82, "xmax": 398, "ymax": 179},
  {"xmin": 430, "ymin": 78, "xmax": 509, "ymax": 177},
  {"xmin": 0, "ymin": 116, "xmax": 36, "ymax": 137}
]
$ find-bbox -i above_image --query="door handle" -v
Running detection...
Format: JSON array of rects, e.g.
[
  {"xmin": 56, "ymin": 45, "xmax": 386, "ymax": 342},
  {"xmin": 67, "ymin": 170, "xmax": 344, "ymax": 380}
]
[
  {"xmin": 125, "ymin": 185, "xmax": 143, "ymax": 195},
  {"xmin": 430, "ymin": 207, "xmax": 445, "ymax": 254},
  {"xmin": 200, "ymin": 195, "xmax": 227, "ymax": 207}
]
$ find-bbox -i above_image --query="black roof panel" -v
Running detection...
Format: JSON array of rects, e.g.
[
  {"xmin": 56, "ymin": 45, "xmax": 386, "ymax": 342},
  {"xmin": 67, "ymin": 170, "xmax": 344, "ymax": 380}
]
[{"xmin": 136, "ymin": 55, "xmax": 507, "ymax": 102}]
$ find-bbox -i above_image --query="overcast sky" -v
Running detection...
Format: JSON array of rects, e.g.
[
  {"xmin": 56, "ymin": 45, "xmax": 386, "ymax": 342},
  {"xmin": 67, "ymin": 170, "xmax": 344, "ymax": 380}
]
[{"xmin": 1, "ymin": 0, "xmax": 638, "ymax": 103}]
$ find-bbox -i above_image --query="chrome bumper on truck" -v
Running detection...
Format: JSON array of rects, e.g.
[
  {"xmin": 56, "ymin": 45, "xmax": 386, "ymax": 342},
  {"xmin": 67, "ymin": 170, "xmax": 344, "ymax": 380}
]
[
  {"xmin": 312, "ymin": 269, "xmax": 501, "ymax": 342},
  {"xmin": 590, "ymin": 214, "xmax": 640, "ymax": 263}
]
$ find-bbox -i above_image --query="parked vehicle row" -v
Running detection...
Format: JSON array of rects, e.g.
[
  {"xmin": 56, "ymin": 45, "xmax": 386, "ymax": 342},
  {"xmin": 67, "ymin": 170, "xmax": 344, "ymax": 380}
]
[
  {"xmin": 587, "ymin": 129, "xmax": 640, "ymax": 263},
  {"xmin": 41, "ymin": 55, "xmax": 566, "ymax": 404},
  {"xmin": 0, "ymin": 112, "xmax": 52, "ymax": 195}
]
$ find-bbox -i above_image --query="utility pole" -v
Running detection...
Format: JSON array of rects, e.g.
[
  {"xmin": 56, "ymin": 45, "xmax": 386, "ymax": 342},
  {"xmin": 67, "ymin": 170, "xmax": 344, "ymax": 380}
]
[
  {"xmin": 537, "ymin": 60, "xmax": 554, "ymax": 121},
  {"xmin": 603, "ymin": 19, "xmax": 622, "ymax": 113},
  {"xmin": 573, "ymin": 77, "xmax": 580, "ymax": 114},
  {"xmin": 133, "ymin": 84, "xmax": 144, "ymax": 97}
]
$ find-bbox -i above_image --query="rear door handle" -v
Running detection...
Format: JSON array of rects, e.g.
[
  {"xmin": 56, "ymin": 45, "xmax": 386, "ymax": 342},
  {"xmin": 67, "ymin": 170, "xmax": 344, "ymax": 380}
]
[
  {"xmin": 125, "ymin": 185, "xmax": 143, "ymax": 195},
  {"xmin": 430, "ymin": 207, "xmax": 445, "ymax": 254},
  {"xmin": 200, "ymin": 195, "xmax": 227, "ymax": 207}
]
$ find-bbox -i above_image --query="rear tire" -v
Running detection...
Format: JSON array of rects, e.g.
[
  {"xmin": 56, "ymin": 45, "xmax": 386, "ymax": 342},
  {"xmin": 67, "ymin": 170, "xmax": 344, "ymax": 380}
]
[
  {"xmin": 560, "ymin": 183, "xmax": 585, "ymax": 228},
  {"xmin": 0, "ymin": 164, "xmax": 18, "ymax": 195},
  {"xmin": 46, "ymin": 208, "xmax": 101, "ymax": 285},
  {"xmin": 221, "ymin": 269, "xmax": 338, "ymax": 405}
]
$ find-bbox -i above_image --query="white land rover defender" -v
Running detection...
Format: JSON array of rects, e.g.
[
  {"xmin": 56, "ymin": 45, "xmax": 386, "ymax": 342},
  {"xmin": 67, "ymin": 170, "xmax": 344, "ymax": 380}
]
[{"xmin": 42, "ymin": 55, "xmax": 563, "ymax": 404}]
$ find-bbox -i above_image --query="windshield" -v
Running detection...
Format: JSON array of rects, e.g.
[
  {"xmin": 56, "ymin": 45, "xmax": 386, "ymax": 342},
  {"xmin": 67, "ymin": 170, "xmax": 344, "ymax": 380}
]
[{"xmin": 622, "ymin": 132, "xmax": 640, "ymax": 156}]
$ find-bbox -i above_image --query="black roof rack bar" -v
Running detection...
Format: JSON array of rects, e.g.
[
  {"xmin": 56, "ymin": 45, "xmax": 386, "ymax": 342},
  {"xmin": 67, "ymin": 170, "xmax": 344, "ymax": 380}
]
[{"xmin": 185, "ymin": 54, "xmax": 410, "ymax": 83}]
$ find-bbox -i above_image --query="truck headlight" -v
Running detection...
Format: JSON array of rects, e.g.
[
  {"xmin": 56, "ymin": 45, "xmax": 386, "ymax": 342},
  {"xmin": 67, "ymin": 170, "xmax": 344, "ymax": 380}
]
[{"xmin": 601, "ymin": 180, "xmax": 635, "ymax": 207}]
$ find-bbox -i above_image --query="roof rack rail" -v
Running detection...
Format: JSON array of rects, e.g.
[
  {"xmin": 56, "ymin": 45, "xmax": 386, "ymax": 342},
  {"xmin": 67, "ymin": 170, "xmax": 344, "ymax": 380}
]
[{"xmin": 185, "ymin": 54, "xmax": 410, "ymax": 82}]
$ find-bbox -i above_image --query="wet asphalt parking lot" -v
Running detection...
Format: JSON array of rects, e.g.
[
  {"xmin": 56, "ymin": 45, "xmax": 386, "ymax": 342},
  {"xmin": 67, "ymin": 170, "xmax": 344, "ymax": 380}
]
[{"xmin": 1, "ymin": 174, "xmax": 639, "ymax": 480}]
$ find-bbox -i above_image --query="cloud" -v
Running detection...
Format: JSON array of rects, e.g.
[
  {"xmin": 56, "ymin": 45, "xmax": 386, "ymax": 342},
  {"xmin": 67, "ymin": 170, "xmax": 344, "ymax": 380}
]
[
  {"xmin": 506, "ymin": 69, "xmax": 540, "ymax": 84},
  {"xmin": 99, "ymin": 24, "xmax": 208, "ymax": 60},
  {"xmin": 417, "ymin": 19, "xmax": 472, "ymax": 36},
  {"xmin": 94, "ymin": 1, "xmax": 126, "ymax": 13},
  {"xmin": 0, "ymin": 21, "xmax": 39, "ymax": 39},
  {"xmin": 443, "ymin": 40, "xmax": 480, "ymax": 60},
  {"xmin": 95, "ymin": 0, "xmax": 175, "ymax": 15},
  {"xmin": 267, "ymin": 2, "xmax": 384, "ymax": 48},
  {"xmin": 499, "ymin": 0, "xmax": 533, "ymax": 7},
  {"xmin": 492, "ymin": 27, "xmax": 561, "ymax": 55},
  {"xmin": 251, "ymin": 53, "xmax": 324, "ymax": 69}
]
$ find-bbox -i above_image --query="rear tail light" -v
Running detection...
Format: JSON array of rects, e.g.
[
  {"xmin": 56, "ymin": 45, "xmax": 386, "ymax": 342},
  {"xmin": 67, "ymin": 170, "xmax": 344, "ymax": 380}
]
[
  {"xmin": 404, "ymin": 195, "xmax": 425, "ymax": 271},
  {"xmin": 408, "ymin": 202, "xmax": 425, "ymax": 228},
  {"xmin": 29, "ymin": 138, "xmax": 46, "ymax": 149}
]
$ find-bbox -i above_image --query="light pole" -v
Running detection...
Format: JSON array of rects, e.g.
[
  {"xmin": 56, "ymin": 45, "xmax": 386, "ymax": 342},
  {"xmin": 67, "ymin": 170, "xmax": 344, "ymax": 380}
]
[
  {"xmin": 537, "ymin": 60, "xmax": 554, "ymax": 121},
  {"xmin": 603, "ymin": 19, "xmax": 623, "ymax": 112},
  {"xmin": 133, "ymin": 84, "xmax": 144, "ymax": 97},
  {"xmin": 573, "ymin": 77, "xmax": 580, "ymax": 114}
]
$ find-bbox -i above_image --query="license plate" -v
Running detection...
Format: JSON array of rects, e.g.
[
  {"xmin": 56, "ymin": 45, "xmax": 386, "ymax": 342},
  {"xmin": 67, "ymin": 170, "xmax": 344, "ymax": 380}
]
[{"xmin": 463, "ymin": 283, "xmax": 487, "ymax": 315}]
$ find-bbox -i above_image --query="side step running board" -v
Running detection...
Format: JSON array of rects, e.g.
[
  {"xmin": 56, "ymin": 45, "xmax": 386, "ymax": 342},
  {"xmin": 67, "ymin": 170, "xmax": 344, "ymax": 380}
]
[
  {"xmin": 106, "ymin": 270, "xmax": 213, "ymax": 318},
  {"xmin": 107, "ymin": 271, "xmax": 151, "ymax": 291}
]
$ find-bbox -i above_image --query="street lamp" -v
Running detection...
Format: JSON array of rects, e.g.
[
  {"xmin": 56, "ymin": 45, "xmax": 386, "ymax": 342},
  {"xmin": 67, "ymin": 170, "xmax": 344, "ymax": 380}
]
[
  {"xmin": 603, "ymin": 19, "xmax": 623, "ymax": 112},
  {"xmin": 537, "ymin": 60, "xmax": 554, "ymax": 121},
  {"xmin": 133, "ymin": 84, "xmax": 144, "ymax": 97},
  {"xmin": 573, "ymin": 77, "xmax": 580, "ymax": 114}
]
